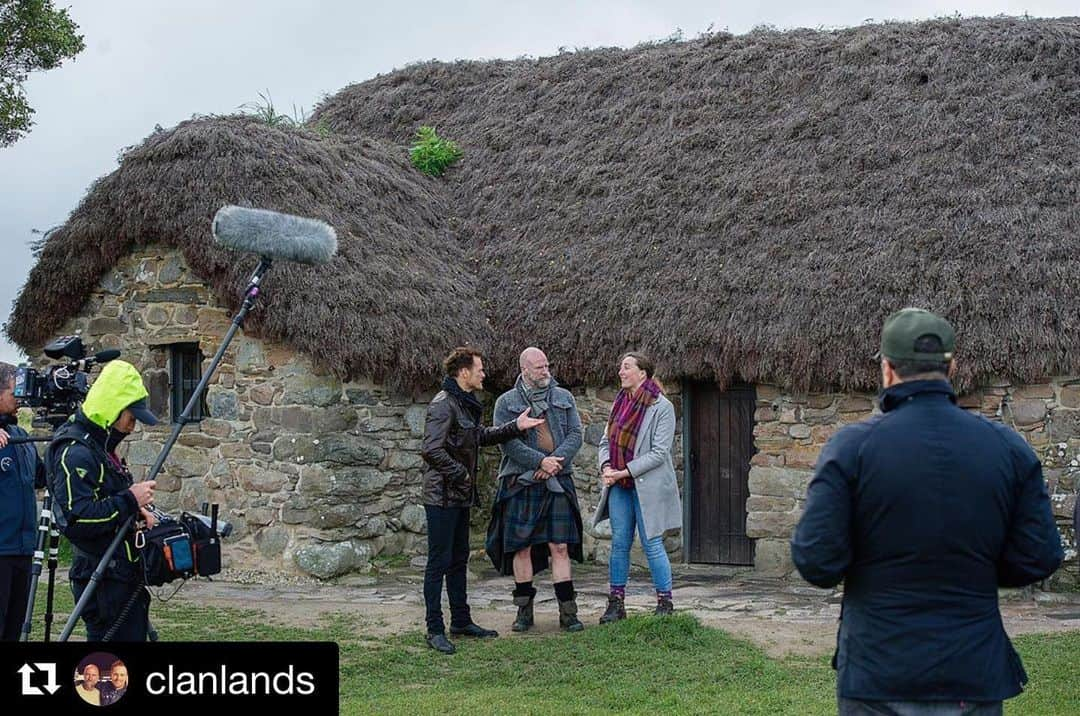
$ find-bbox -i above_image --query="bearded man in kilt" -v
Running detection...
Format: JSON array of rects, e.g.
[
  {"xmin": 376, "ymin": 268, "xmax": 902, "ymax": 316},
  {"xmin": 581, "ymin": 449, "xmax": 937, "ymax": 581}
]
[{"xmin": 486, "ymin": 347, "xmax": 585, "ymax": 632}]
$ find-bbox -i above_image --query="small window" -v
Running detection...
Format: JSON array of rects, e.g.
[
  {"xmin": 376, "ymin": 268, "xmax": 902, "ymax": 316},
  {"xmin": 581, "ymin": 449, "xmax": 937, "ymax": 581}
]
[{"xmin": 169, "ymin": 343, "xmax": 208, "ymax": 423}]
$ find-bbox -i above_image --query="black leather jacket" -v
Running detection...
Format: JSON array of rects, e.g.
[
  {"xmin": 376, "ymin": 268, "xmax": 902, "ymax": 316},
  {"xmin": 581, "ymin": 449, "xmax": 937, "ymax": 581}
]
[{"xmin": 421, "ymin": 389, "xmax": 521, "ymax": 507}]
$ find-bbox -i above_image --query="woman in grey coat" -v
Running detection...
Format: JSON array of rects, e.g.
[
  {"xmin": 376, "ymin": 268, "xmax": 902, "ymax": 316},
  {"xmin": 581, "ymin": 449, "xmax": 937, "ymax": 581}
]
[{"xmin": 593, "ymin": 352, "xmax": 682, "ymax": 622}]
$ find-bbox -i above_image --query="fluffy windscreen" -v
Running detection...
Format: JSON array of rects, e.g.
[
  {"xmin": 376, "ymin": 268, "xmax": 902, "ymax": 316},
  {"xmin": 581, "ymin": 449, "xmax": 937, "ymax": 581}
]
[{"xmin": 211, "ymin": 205, "xmax": 338, "ymax": 265}]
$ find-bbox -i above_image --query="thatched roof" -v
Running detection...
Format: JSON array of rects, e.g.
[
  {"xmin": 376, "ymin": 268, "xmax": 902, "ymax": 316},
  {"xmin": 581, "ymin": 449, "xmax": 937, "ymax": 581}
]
[
  {"xmin": 311, "ymin": 16, "xmax": 1080, "ymax": 391},
  {"xmin": 5, "ymin": 116, "xmax": 490, "ymax": 390},
  {"xmin": 11, "ymin": 17, "xmax": 1080, "ymax": 392}
]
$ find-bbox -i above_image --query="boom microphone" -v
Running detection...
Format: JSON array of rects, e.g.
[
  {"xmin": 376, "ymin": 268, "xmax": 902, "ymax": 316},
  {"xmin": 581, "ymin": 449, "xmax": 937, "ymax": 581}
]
[{"xmin": 211, "ymin": 206, "xmax": 338, "ymax": 265}]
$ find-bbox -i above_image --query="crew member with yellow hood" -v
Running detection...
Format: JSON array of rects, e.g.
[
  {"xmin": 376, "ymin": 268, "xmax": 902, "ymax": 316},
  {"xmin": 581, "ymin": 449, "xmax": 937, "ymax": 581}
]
[{"xmin": 48, "ymin": 360, "xmax": 158, "ymax": 641}]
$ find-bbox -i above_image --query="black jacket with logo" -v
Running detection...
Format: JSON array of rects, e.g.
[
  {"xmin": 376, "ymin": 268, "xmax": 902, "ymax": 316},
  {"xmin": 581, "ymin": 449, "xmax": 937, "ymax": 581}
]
[{"xmin": 48, "ymin": 412, "xmax": 142, "ymax": 583}]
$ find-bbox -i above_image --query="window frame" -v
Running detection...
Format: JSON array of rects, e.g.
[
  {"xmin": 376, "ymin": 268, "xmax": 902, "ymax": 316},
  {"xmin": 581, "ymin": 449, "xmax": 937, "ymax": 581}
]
[{"xmin": 168, "ymin": 342, "xmax": 208, "ymax": 424}]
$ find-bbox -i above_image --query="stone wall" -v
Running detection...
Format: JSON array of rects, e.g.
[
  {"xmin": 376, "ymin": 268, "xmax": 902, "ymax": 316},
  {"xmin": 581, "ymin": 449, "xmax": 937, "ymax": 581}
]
[
  {"xmin": 46, "ymin": 248, "xmax": 436, "ymax": 578},
  {"xmin": 747, "ymin": 382, "xmax": 1079, "ymax": 589}
]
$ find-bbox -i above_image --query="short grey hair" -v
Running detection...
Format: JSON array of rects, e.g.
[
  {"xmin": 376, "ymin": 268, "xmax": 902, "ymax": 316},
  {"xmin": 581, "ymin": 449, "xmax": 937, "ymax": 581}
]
[{"xmin": 0, "ymin": 362, "xmax": 16, "ymax": 390}]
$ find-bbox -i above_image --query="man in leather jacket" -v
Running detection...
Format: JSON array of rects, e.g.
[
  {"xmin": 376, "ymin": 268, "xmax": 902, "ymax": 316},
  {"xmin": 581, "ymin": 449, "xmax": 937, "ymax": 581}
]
[
  {"xmin": 420, "ymin": 346, "xmax": 542, "ymax": 654},
  {"xmin": 48, "ymin": 360, "xmax": 158, "ymax": 641}
]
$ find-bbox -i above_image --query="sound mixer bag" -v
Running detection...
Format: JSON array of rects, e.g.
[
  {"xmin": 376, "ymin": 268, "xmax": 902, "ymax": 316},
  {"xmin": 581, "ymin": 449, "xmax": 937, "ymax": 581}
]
[{"xmin": 139, "ymin": 512, "xmax": 221, "ymax": 586}]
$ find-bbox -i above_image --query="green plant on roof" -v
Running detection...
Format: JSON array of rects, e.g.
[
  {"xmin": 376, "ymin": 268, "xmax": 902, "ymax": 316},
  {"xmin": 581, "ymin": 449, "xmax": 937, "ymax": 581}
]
[
  {"xmin": 239, "ymin": 90, "xmax": 321, "ymax": 129},
  {"xmin": 410, "ymin": 126, "xmax": 462, "ymax": 177},
  {"xmin": 239, "ymin": 91, "xmax": 295, "ymax": 127}
]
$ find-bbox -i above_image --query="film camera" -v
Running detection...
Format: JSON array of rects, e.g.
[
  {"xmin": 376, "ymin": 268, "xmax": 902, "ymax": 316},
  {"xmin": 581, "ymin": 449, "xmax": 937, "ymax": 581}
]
[{"xmin": 13, "ymin": 335, "xmax": 119, "ymax": 428}]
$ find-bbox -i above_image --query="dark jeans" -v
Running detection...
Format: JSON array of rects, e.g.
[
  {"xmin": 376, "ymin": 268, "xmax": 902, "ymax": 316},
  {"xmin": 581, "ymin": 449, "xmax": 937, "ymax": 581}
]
[
  {"xmin": 423, "ymin": 505, "xmax": 472, "ymax": 635},
  {"xmin": 838, "ymin": 698, "xmax": 1003, "ymax": 715},
  {"xmin": 0, "ymin": 556, "xmax": 31, "ymax": 641},
  {"xmin": 71, "ymin": 579, "xmax": 149, "ymax": 641}
]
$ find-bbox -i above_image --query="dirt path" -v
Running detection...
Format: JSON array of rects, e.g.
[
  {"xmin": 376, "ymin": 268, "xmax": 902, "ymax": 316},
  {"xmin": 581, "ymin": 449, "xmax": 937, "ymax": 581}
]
[{"xmin": 170, "ymin": 563, "xmax": 1080, "ymax": 658}]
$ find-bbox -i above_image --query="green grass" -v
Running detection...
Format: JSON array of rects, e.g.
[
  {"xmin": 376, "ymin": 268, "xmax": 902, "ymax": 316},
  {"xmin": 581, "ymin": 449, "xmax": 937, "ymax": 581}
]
[
  {"xmin": 338, "ymin": 614, "xmax": 835, "ymax": 715},
  {"xmin": 27, "ymin": 587, "xmax": 1080, "ymax": 715}
]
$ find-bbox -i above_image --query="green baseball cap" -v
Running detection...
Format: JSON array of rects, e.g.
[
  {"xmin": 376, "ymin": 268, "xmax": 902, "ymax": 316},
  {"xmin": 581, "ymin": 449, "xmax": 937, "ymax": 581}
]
[{"xmin": 879, "ymin": 308, "xmax": 956, "ymax": 362}]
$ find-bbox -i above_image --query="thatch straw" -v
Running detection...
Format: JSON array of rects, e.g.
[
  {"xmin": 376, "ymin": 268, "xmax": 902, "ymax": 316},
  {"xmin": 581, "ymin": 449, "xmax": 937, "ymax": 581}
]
[
  {"xmin": 313, "ymin": 16, "xmax": 1080, "ymax": 391},
  {"xmin": 5, "ymin": 116, "xmax": 491, "ymax": 390}
]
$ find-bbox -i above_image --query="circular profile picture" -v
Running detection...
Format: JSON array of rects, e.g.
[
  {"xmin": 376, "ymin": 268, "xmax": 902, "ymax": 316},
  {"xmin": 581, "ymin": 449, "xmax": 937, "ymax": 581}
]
[{"xmin": 75, "ymin": 652, "xmax": 128, "ymax": 707}]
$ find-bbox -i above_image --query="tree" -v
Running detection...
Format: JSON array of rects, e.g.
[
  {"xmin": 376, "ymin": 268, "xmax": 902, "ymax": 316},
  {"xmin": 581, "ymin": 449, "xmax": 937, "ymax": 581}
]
[{"xmin": 0, "ymin": 0, "xmax": 84, "ymax": 147}]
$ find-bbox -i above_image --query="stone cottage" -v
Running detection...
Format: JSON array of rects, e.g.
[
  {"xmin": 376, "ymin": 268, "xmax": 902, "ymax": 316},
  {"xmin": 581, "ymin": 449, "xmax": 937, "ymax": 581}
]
[{"xmin": 8, "ymin": 16, "xmax": 1078, "ymax": 586}]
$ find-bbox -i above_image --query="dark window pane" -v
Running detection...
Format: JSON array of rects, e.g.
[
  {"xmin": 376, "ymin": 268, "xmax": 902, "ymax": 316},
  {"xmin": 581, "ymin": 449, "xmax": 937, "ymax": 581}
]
[{"xmin": 169, "ymin": 343, "xmax": 207, "ymax": 424}]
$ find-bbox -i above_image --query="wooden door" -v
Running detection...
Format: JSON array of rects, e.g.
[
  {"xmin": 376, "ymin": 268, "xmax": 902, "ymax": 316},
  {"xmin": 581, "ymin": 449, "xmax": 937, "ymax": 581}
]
[{"xmin": 686, "ymin": 382, "xmax": 756, "ymax": 564}]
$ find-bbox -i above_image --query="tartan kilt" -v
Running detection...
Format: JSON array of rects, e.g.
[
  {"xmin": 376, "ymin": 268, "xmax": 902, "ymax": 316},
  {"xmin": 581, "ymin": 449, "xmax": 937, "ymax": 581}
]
[
  {"xmin": 485, "ymin": 475, "xmax": 585, "ymax": 576},
  {"xmin": 499, "ymin": 482, "xmax": 580, "ymax": 552}
]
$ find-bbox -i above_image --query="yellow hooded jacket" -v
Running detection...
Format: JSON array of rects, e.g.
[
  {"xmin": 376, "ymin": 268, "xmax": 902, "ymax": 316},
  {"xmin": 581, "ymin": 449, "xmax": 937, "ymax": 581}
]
[
  {"xmin": 81, "ymin": 360, "xmax": 152, "ymax": 430},
  {"xmin": 47, "ymin": 360, "xmax": 151, "ymax": 580}
]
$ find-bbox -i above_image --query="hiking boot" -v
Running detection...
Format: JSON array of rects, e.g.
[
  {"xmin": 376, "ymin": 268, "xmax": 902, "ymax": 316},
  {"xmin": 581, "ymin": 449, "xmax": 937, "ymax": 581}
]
[
  {"xmin": 511, "ymin": 595, "xmax": 534, "ymax": 633},
  {"xmin": 599, "ymin": 594, "xmax": 626, "ymax": 624},
  {"xmin": 655, "ymin": 597, "xmax": 674, "ymax": 616},
  {"xmin": 558, "ymin": 598, "xmax": 585, "ymax": 632},
  {"xmin": 450, "ymin": 623, "xmax": 499, "ymax": 638},
  {"xmin": 425, "ymin": 632, "xmax": 456, "ymax": 654}
]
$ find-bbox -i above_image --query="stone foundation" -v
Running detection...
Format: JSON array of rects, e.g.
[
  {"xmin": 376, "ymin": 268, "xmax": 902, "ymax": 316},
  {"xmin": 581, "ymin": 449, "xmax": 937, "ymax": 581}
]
[
  {"xmin": 44, "ymin": 248, "xmax": 435, "ymax": 578},
  {"xmin": 747, "ymin": 383, "xmax": 1078, "ymax": 589}
]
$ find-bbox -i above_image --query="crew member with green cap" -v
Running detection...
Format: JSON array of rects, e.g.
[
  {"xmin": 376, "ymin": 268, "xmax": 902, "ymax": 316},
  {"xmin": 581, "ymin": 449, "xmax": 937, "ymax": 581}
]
[
  {"xmin": 791, "ymin": 308, "xmax": 1063, "ymax": 714},
  {"xmin": 48, "ymin": 360, "xmax": 158, "ymax": 641}
]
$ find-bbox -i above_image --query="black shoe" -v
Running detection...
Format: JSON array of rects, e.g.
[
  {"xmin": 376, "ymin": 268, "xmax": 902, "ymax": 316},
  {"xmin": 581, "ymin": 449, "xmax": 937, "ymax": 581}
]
[
  {"xmin": 511, "ymin": 595, "xmax": 534, "ymax": 632},
  {"xmin": 599, "ymin": 595, "xmax": 626, "ymax": 624},
  {"xmin": 450, "ymin": 622, "xmax": 499, "ymax": 638},
  {"xmin": 655, "ymin": 597, "xmax": 674, "ymax": 616},
  {"xmin": 558, "ymin": 598, "xmax": 585, "ymax": 632},
  {"xmin": 425, "ymin": 633, "xmax": 456, "ymax": 654}
]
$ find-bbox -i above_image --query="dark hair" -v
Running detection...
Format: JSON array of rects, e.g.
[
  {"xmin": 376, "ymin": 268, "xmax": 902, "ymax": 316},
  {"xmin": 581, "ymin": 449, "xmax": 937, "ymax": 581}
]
[
  {"xmin": 620, "ymin": 352, "xmax": 665, "ymax": 392},
  {"xmin": 620, "ymin": 352, "xmax": 654, "ymax": 377},
  {"xmin": 887, "ymin": 335, "xmax": 950, "ymax": 379},
  {"xmin": 443, "ymin": 346, "xmax": 482, "ymax": 377},
  {"xmin": 0, "ymin": 362, "xmax": 15, "ymax": 389}
]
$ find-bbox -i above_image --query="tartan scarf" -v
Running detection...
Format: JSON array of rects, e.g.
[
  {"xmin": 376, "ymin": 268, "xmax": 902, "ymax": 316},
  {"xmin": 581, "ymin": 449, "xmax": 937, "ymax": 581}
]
[
  {"xmin": 516, "ymin": 373, "xmax": 553, "ymax": 417},
  {"xmin": 606, "ymin": 378, "xmax": 662, "ymax": 482}
]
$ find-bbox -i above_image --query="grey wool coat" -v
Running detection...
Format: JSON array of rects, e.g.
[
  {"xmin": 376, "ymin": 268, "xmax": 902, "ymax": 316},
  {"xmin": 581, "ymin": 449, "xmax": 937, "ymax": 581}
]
[{"xmin": 593, "ymin": 393, "xmax": 683, "ymax": 541}]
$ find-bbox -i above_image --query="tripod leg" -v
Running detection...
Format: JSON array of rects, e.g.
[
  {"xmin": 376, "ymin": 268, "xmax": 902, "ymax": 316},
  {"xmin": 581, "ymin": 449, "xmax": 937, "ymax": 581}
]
[
  {"xmin": 20, "ymin": 491, "xmax": 53, "ymax": 642},
  {"xmin": 43, "ymin": 526, "xmax": 60, "ymax": 642}
]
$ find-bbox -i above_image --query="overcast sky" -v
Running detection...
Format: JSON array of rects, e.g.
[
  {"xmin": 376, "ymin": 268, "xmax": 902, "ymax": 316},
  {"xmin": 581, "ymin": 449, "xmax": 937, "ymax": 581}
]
[{"xmin": 1, "ymin": 1, "xmax": 1075, "ymax": 366}]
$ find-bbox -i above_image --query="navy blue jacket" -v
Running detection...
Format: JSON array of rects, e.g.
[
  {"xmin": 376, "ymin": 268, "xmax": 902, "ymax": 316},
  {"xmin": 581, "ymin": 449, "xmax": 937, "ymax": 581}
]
[
  {"xmin": 791, "ymin": 380, "xmax": 1063, "ymax": 702},
  {"xmin": 0, "ymin": 417, "xmax": 45, "ymax": 556}
]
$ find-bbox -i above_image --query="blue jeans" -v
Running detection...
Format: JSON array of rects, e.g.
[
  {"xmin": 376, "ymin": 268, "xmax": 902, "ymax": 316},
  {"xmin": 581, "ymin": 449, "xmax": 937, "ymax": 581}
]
[{"xmin": 607, "ymin": 486, "xmax": 672, "ymax": 592}]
